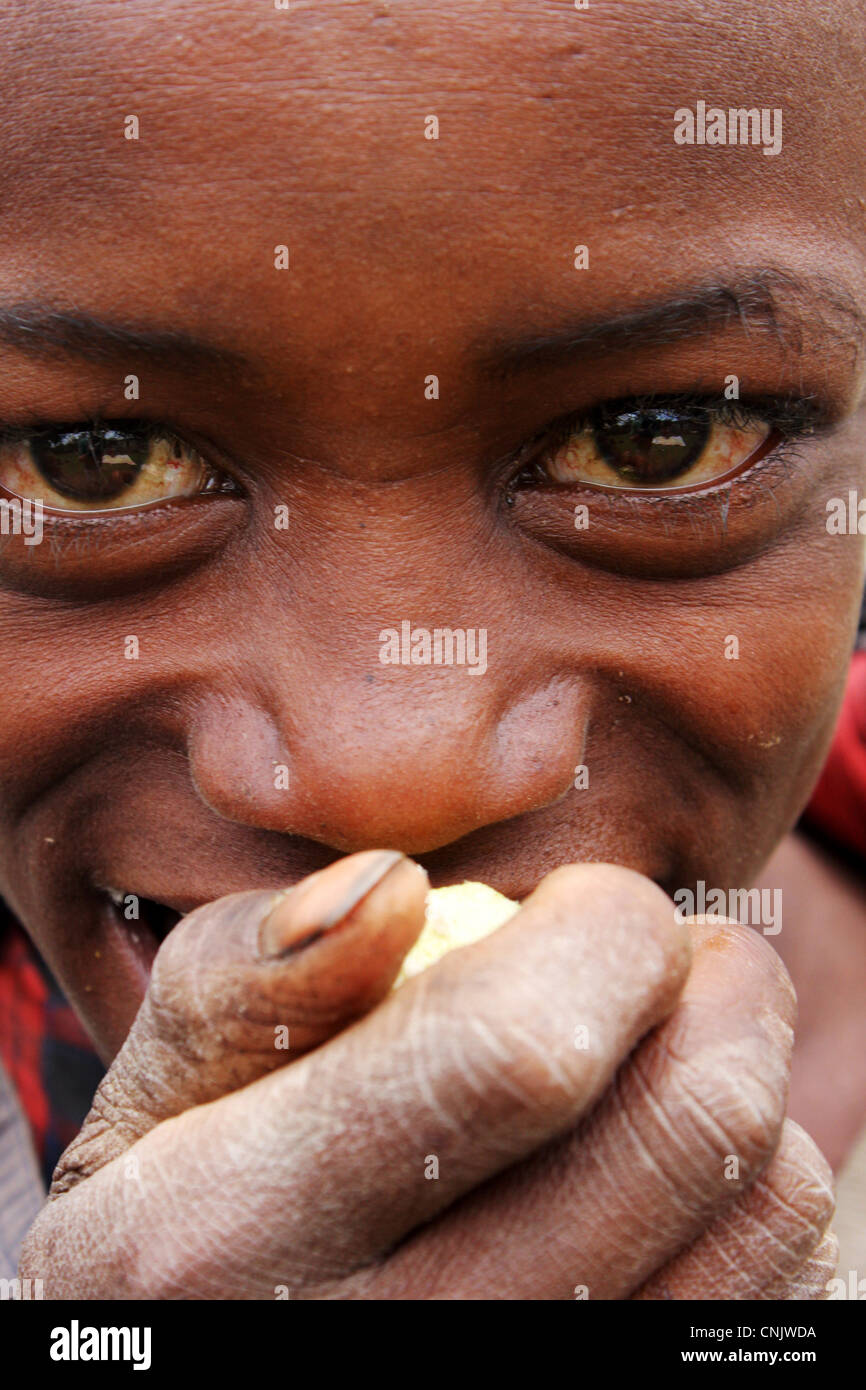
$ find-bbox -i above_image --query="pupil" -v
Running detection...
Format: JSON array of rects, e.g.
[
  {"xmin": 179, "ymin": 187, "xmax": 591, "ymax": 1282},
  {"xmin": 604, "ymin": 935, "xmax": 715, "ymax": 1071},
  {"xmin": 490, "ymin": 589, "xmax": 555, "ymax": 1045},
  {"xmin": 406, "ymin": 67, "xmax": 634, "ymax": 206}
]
[
  {"xmin": 32, "ymin": 428, "xmax": 147, "ymax": 502},
  {"xmin": 592, "ymin": 406, "xmax": 709, "ymax": 483}
]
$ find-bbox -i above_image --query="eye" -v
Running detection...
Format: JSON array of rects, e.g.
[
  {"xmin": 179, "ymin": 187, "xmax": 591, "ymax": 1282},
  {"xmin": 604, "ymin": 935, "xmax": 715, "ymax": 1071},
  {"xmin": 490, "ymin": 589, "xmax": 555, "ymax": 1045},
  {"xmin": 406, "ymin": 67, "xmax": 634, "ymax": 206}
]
[
  {"xmin": 0, "ymin": 423, "xmax": 236, "ymax": 512},
  {"xmin": 528, "ymin": 399, "xmax": 774, "ymax": 492}
]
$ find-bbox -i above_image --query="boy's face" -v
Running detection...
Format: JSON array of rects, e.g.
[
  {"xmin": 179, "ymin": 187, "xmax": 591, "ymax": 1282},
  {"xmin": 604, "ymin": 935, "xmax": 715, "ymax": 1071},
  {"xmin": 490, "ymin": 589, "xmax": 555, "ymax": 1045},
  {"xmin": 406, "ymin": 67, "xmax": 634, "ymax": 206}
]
[{"xmin": 0, "ymin": 0, "xmax": 864, "ymax": 1060}]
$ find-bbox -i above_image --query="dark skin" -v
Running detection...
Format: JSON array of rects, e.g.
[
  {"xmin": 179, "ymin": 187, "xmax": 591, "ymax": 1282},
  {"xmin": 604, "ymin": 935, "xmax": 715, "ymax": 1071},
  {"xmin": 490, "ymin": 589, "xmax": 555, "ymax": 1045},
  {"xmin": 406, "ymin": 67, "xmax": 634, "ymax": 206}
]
[{"xmin": 4, "ymin": 0, "xmax": 866, "ymax": 1296}]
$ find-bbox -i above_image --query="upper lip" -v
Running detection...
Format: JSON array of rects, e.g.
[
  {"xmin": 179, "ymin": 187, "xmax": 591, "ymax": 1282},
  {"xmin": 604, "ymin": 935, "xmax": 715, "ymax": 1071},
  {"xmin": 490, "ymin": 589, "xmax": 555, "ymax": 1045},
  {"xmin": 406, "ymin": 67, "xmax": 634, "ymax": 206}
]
[
  {"xmin": 95, "ymin": 864, "xmax": 538, "ymax": 926},
  {"xmin": 98, "ymin": 871, "xmax": 670, "ymax": 928},
  {"xmin": 99, "ymin": 883, "xmax": 214, "ymax": 918}
]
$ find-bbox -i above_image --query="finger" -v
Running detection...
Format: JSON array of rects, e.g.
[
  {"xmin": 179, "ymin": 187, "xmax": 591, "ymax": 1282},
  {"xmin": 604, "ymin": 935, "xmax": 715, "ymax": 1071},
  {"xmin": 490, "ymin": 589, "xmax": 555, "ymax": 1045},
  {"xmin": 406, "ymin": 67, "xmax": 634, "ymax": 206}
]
[
  {"xmin": 23, "ymin": 863, "xmax": 691, "ymax": 1298},
  {"xmin": 355, "ymin": 917, "xmax": 796, "ymax": 1300},
  {"xmin": 51, "ymin": 848, "xmax": 427, "ymax": 1192},
  {"xmin": 760, "ymin": 1230, "xmax": 839, "ymax": 1300},
  {"xmin": 632, "ymin": 1119, "xmax": 834, "ymax": 1300}
]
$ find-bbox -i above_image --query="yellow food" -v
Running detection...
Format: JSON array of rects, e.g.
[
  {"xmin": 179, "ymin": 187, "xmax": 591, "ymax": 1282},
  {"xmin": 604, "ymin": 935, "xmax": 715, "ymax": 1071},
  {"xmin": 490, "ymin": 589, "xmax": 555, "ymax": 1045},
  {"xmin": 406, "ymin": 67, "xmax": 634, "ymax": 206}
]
[{"xmin": 393, "ymin": 881, "xmax": 519, "ymax": 987}]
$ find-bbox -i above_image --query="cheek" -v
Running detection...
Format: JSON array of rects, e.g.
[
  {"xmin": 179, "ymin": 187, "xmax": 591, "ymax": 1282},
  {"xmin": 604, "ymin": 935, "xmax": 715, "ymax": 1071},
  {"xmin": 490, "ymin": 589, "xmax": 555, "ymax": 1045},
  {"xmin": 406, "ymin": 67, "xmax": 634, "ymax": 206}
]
[
  {"xmin": 665, "ymin": 541, "xmax": 862, "ymax": 854},
  {"xmin": 555, "ymin": 511, "xmax": 863, "ymax": 889}
]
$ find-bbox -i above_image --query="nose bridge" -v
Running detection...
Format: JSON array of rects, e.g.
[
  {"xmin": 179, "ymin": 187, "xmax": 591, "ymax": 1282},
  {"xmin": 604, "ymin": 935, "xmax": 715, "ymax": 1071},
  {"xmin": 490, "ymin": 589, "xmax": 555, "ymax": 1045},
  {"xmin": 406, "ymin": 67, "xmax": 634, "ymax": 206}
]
[{"xmin": 186, "ymin": 488, "xmax": 592, "ymax": 854}]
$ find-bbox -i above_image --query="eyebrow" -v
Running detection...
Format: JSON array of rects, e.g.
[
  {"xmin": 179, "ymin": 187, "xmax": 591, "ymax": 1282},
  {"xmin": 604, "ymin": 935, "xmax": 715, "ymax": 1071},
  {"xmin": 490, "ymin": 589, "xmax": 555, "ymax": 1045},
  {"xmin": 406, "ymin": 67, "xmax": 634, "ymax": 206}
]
[
  {"xmin": 481, "ymin": 267, "xmax": 866, "ymax": 378},
  {"xmin": 0, "ymin": 305, "xmax": 246, "ymax": 371},
  {"xmin": 0, "ymin": 267, "xmax": 862, "ymax": 383}
]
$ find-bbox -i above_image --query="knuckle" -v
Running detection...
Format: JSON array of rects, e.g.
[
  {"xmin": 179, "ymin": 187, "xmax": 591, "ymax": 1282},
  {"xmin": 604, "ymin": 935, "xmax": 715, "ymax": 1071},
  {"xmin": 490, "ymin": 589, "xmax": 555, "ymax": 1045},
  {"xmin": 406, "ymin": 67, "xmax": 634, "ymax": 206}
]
[
  {"xmin": 539, "ymin": 862, "xmax": 677, "ymax": 932},
  {"xmin": 762, "ymin": 1118, "xmax": 835, "ymax": 1241},
  {"xmin": 410, "ymin": 971, "xmax": 565, "ymax": 1113},
  {"xmin": 389, "ymin": 971, "xmax": 593, "ymax": 1162},
  {"xmin": 689, "ymin": 916, "xmax": 797, "ymax": 1027},
  {"xmin": 766, "ymin": 1229, "xmax": 839, "ymax": 1300},
  {"xmin": 655, "ymin": 921, "xmax": 799, "ymax": 1175},
  {"xmin": 531, "ymin": 862, "xmax": 692, "ymax": 1011},
  {"xmin": 47, "ymin": 1112, "xmax": 114, "ymax": 1196},
  {"xmin": 146, "ymin": 892, "xmax": 267, "ymax": 1042},
  {"xmin": 628, "ymin": 978, "xmax": 795, "ymax": 1198},
  {"xmin": 631, "ymin": 1032, "xmax": 786, "ymax": 1203},
  {"xmin": 677, "ymin": 1027, "xmax": 788, "ymax": 1172}
]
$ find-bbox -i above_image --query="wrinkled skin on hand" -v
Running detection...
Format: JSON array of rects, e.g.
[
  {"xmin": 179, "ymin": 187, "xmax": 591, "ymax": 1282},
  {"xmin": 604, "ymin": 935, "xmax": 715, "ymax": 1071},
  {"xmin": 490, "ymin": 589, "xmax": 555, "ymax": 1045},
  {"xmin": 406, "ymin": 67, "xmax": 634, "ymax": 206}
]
[
  {"xmin": 1, "ymin": 0, "xmax": 861, "ymax": 1301},
  {"xmin": 21, "ymin": 857, "xmax": 835, "ymax": 1300}
]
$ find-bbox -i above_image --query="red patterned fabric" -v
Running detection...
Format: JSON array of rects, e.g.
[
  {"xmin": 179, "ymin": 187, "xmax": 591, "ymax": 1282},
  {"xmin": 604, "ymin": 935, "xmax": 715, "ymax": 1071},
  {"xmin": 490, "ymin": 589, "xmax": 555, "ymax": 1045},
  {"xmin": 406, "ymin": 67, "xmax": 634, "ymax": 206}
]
[
  {"xmin": 0, "ymin": 909, "xmax": 103, "ymax": 1187},
  {"xmin": 0, "ymin": 923, "xmax": 48, "ymax": 1159}
]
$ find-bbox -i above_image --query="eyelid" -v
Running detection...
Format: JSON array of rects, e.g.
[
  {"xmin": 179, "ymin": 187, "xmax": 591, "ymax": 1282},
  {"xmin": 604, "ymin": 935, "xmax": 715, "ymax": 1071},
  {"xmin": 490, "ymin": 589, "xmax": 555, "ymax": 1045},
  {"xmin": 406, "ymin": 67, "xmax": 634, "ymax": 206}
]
[
  {"xmin": 505, "ymin": 428, "xmax": 818, "ymax": 584},
  {"xmin": 0, "ymin": 417, "xmax": 243, "ymax": 514},
  {"xmin": 0, "ymin": 414, "xmax": 241, "ymax": 467},
  {"xmin": 573, "ymin": 391, "xmax": 823, "ymax": 440},
  {"xmin": 0, "ymin": 418, "xmax": 196, "ymax": 455},
  {"xmin": 507, "ymin": 389, "xmax": 826, "ymax": 488}
]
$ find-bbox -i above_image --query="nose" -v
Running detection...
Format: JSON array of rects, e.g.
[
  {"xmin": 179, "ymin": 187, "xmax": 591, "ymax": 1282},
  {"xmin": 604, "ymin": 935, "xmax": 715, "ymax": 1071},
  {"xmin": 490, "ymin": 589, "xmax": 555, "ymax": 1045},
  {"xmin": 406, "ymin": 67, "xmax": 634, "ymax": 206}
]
[
  {"xmin": 184, "ymin": 470, "xmax": 595, "ymax": 856},
  {"xmin": 187, "ymin": 660, "xmax": 590, "ymax": 857}
]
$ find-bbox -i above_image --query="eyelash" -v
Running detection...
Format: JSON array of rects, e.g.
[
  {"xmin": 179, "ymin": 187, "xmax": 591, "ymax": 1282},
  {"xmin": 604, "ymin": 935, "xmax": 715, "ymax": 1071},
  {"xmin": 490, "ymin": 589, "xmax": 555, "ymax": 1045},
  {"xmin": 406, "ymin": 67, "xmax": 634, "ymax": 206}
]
[
  {"xmin": 0, "ymin": 417, "xmax": 242, "ymax": 504},
  {"xmin": 0, "ymin": 418, "xmax": 159, "ymax": 450},
  {"xmin": 504, "ymin": 390, "xmax": 826, "ymax": 496},
  {"xmin": 0, "ymin": 390, "xmax": 829, "ymax": 526}
]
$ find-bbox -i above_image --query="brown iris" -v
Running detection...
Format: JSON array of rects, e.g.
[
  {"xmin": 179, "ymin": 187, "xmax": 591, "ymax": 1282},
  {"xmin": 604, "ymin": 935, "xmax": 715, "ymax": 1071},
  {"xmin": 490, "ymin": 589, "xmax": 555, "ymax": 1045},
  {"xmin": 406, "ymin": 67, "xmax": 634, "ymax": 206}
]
[
  {"xmin": 591, "ymin": 405, "xmax": 710, "ymax": 485},
  {"xmin": 31, "ymin": 428, "xmax": 148, "ymax": 503}
]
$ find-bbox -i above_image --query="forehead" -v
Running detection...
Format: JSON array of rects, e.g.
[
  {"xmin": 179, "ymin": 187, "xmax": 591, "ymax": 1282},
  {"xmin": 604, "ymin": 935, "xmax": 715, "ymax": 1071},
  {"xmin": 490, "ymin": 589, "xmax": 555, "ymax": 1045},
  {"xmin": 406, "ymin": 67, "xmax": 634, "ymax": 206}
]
[{"xmin": 0, "ymin": 0, "xmax": 864, "ymax": 395}]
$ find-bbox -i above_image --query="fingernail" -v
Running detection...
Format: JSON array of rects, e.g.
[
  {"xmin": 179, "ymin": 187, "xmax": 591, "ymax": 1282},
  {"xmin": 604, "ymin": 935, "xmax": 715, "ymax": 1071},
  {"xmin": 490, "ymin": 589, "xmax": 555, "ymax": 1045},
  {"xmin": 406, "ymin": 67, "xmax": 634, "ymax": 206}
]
[{"xmin": 259, "ymin": 850, "xmax": 406, "ymax": 959}]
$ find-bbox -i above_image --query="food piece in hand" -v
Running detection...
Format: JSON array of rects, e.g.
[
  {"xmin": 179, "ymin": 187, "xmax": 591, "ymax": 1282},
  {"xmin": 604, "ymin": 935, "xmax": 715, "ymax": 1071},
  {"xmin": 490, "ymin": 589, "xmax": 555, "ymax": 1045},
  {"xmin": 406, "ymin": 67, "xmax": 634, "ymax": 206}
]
[{"xmin": 393, "ymin": 881, "xmax": 519, "ymax": 987}]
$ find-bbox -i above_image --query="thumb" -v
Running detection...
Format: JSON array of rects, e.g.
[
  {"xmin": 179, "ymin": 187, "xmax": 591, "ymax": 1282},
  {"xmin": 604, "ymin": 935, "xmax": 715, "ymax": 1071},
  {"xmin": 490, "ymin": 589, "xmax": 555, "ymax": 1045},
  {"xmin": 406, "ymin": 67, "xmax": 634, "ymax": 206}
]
[{"xmin": 51, "ymin": 850, "xmax": 427, "ymax": 1192}]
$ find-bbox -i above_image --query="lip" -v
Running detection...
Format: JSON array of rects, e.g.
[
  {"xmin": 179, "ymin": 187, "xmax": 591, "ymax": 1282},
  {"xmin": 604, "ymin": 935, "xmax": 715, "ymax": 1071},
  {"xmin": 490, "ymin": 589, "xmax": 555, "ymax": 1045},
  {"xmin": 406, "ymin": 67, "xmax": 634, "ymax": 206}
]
[
  {"xmin": 87, "ymin": 858, "xmax": 540, "ymax": 985},
  {"xmin": 97, "ymin": 881, "xmax": 213, "ymax": 922},
  {"xmin": 91, "ymin": 859, "xmax": 674, "ymax": 971},
  {"xmin": 71, "ymin": 856, "xmax": 604, "ymax": 1064},
  {"xmin": 90, "ymin": 880, "xmax": 262, "ymax": 984},
  {"xmin": 11, "ymin": 841, "xmax": 675, "ymax": 1068},
  {"xmin": 9, "ymin": 765, "xmax": 678, "ymax": 1062}
]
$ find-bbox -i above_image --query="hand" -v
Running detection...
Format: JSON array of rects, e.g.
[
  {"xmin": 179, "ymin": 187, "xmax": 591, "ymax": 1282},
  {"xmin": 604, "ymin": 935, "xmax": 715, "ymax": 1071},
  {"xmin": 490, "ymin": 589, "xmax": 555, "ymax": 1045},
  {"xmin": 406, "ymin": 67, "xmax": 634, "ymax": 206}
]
[{"xmin": 20, "ymin": 852, "xmax": 835, "ymax": 1299}]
